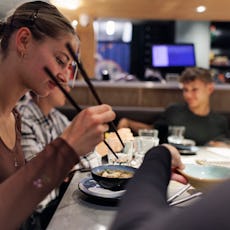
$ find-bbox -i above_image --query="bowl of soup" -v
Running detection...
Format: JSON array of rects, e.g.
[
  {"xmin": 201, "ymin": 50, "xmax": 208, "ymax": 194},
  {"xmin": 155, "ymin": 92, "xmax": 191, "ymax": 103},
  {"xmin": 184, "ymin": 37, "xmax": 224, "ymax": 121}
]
[
  {"xmin": 91, "ymin": 165, "xmax": 136, "ymax": 191},
  {"xmin": 178, "ymin": 163, "xmax": 230, "ymax": 192}
]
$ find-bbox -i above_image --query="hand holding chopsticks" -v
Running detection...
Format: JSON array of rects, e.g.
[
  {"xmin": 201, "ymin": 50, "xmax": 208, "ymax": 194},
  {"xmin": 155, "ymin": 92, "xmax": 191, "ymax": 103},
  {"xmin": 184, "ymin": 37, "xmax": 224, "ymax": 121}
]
[
  {"xmin": 44, "ymin": 66, "xmax": 119, "ymax": 159},
  {"xmin": 65, "ymin": 42, "xmax": 125, "ymax": 149}
]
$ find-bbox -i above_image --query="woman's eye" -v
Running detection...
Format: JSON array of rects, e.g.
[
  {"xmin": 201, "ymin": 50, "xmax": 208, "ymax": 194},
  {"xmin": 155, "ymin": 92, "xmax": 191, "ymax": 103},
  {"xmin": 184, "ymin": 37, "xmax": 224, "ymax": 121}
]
[{"xmin": 56, "ymin": 56, "xmax": 66, "ymax": 67}]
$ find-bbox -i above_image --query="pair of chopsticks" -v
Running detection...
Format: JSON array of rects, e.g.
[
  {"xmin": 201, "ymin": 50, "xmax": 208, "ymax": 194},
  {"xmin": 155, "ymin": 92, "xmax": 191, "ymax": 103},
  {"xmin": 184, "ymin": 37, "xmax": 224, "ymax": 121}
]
[
  {"xmin": 65, "ymin": 43, "xmax": 124, "ymax": 150},
  {"xmin": 44, "ymin": 43, "xmax": 125, "ymax": 159},
  {"xmin": 167, "ymin": 184, "xmax": 202, "ymax": 206}
]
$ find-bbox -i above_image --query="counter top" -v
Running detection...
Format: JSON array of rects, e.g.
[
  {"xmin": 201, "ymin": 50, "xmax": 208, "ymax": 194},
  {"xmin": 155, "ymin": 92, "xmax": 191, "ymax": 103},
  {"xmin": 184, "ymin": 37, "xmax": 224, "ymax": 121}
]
[
  {"xmin": 68, "ymin": 80, "xmax": 230, "ymax": 111},
  {"xmin": 47, "ymin": 147, "xmax": 230, "ymax": 230},
  {"xmin": 72, "ymin": 80, "xmax": 230, "ymax": 90}
]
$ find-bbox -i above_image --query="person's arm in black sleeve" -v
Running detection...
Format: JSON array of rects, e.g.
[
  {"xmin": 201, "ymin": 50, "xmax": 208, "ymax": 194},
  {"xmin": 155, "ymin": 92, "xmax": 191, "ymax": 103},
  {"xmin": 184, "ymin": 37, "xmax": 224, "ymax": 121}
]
[
  {"xmin": 110, "ymin": 145, "xmax": 172, "ymax": 230},
  {"xmin": 111, "ymin": 145, "xmax": 230, "ymax": 230}
]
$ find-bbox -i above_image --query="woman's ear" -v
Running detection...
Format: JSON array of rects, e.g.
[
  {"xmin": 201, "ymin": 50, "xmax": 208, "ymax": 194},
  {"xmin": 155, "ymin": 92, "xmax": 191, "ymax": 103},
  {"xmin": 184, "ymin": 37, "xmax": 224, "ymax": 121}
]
[{"xmin": 15, "ymin": 27, "xmax": 32, "ymax": 57}]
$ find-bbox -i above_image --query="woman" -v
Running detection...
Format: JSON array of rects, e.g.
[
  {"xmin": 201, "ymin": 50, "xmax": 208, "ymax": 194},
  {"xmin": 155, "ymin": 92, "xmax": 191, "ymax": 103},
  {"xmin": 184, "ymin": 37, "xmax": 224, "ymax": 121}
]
[
  {"xmin": 17, "ymin": 89, "xmax": 102, "ymax": 228},
  {"xmin": 0, "ymin": 1, "xmax": 115, "ymax": 229}
]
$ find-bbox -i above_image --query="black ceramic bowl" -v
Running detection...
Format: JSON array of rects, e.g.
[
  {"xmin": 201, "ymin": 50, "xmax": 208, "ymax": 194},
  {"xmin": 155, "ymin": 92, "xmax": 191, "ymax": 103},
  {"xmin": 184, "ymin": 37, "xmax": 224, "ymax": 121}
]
[{"xmin": 91, "ymin": 165, "xmax": 136, "ymax": 191}]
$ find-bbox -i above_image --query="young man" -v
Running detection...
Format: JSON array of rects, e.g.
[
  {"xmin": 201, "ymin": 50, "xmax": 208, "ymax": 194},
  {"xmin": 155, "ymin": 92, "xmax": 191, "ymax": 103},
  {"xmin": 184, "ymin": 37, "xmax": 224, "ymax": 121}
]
[{"xmin": 118, "ymin": 67, "xmax": 229, "ymax": 145}]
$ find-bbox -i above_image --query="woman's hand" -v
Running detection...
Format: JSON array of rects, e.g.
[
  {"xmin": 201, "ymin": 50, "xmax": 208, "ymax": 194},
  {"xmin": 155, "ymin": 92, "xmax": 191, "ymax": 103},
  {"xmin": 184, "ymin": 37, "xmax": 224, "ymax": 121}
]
[
  {"xmin": 162, "ymin": 144, "xmax": 188, "ymax": 184},
  {"xmin": 61, "ymin": 104, "xmax": 115, "ymax": 157}
]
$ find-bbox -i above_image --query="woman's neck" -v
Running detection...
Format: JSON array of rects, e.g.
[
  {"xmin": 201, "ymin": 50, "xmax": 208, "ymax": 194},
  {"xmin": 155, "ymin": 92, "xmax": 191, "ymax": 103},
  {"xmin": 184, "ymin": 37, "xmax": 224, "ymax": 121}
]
[{"xmin": 0, "ymin": 61, "xmax": 27, "ymax": 116}]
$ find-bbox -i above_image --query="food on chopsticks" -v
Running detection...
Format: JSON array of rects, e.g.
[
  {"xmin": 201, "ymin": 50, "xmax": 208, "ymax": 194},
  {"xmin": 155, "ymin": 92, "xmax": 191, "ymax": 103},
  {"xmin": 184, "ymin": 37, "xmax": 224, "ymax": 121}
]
[{"xmin": 95, "ymin": 128, "xmax": 134, "ymax": 156}]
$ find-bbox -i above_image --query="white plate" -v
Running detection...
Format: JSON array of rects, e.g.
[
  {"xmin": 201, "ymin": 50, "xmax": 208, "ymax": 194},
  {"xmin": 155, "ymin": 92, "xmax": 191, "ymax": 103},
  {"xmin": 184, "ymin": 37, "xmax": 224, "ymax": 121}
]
[
  {"xmin": 179, "ymin": 146, "xmax": 199, "ymax": 155},
  {"xmin": 168, "ymin": 137, "xmax": 196, "ymax": 146},
  {"xmin": 78, "ymin": 177, "xmax": 125, "ymax": 199}
]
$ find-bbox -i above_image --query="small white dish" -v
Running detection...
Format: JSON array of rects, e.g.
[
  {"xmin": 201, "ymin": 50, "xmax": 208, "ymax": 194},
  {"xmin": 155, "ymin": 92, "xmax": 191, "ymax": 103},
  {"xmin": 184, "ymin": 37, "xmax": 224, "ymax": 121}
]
[{"xmin": 78, "ymin": 177, "xmax": 125, "ymax": 199}]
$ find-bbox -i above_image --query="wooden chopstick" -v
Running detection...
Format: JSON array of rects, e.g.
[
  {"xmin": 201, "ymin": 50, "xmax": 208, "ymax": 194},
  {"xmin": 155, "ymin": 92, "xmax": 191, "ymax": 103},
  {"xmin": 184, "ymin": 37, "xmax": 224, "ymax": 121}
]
[
  {"xmin": 65, "ymin": 42, "xmax": 125, "ymax": 149},
  {"xmin": 43, "ymin": 66, "xmax": 118, "ymax": 159},
  {"xmin": 44, "ymin": 67, "xmax": 82, "ymax": 112}
]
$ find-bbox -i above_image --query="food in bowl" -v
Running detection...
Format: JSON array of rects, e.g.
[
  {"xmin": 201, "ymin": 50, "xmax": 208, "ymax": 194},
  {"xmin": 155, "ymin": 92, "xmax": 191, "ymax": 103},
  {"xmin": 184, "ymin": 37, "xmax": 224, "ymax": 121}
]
[
  {"xmin": 99, "ymin": 169, "xmax": 133, "ymax": 179},
  {"xmin": 91, "ymin": 165, "xmax": 136, "ymax": 191},
  {"xmin": 178, "ymin": 163, "xmax": 230, "ymax": 192}
]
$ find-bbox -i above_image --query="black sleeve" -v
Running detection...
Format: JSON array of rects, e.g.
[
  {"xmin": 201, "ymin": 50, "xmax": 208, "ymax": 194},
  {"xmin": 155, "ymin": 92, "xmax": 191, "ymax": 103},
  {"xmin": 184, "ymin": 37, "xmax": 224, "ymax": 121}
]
[
  {"xmin": 110, "ymin": 146, "xmax": 230, "ymax": 230},
  {"xmin": 110, "ymin": 145, "xmax": 172, "ymax": 230}
]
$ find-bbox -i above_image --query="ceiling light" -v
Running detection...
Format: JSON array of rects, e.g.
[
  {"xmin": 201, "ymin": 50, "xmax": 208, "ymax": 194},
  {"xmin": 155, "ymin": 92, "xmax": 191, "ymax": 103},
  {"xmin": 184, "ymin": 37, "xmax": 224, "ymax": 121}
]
[
  {"xmin": 71, "ymin": 20, "xmax": 78, "ymax": 29},
  {"xmin": 50, "ymin": 0, "xmax": 81, "ymax": 10},
  {"xmin": 106, "ymin": 21, "xmax": 115, "ymax": 36},
  {"xmin": 196, "ymin": 5, "xmax": 206, "ymax": 13}
]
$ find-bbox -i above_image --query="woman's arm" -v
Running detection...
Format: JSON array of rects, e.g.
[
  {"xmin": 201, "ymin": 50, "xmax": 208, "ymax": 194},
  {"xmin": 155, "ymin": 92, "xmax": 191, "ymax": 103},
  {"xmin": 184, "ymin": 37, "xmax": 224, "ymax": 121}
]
[
  {"xmin": 0, "ymin": 138, "xmax": 78, "ymax": 229},
  {"xmin": 0, "ymin": 104, "xmax": 115, "ymax": 229}
]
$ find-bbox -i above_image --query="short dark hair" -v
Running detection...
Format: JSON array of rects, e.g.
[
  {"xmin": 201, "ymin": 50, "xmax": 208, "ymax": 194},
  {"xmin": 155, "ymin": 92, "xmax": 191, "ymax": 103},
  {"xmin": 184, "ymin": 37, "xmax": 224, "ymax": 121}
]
[{"xmin": 179, "ymin": 67, "xmax": 213, "ymax": 84}]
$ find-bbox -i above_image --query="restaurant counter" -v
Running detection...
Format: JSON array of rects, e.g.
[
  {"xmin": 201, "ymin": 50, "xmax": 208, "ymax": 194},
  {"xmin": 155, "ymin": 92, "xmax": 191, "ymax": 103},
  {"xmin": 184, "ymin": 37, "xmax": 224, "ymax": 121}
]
[
  {"xmin": 47, "ymin": 147, "xmax": 230, "ymax": 230},
  {"xmin": 68, "ymin": 81, "xmax": 230, "ymax": 112}
]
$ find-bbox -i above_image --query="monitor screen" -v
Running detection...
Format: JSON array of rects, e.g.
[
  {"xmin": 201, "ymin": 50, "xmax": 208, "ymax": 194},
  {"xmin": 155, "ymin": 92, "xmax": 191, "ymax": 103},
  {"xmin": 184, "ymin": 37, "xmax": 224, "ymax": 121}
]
[{"xmin": 151, "ymin": 44, "xmax": 196, "ymax": 68}]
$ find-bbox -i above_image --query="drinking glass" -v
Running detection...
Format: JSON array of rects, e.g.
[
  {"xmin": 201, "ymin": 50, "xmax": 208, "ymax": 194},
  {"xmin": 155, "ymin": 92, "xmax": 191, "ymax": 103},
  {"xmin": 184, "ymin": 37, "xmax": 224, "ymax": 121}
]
[
  {"xmin": 167, "ymin": 126, "xmax": 186, "ymax": 144},
  {"xmin": 138, "ymin": 129, "xmax": 159, "ymax": 138},
  {"xmin": 132, "ymin": 135, "xmax": 159, "ymax": 168},
  {"xmin": 138, "ymin": 129, "xmax": 159, "ymax": 153}
]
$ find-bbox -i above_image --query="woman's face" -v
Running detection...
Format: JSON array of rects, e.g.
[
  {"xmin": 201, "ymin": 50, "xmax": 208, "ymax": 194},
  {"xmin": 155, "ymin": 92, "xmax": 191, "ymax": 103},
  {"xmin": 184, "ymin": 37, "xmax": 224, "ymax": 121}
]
[
  {"xmin": 45, "ymin": 84, "xmax": 70, "ymax": 108},
  {"xmin": 19, "ymin": 30, "xmax": 78, "ymax": 97}
]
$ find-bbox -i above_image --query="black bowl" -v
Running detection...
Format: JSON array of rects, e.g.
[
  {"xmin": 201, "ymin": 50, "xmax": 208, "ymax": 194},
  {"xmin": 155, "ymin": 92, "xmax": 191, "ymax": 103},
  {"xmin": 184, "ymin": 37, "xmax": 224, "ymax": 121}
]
[{"xmin": 91, "ymin": 165, "xmax": 136, "ymax": 191}]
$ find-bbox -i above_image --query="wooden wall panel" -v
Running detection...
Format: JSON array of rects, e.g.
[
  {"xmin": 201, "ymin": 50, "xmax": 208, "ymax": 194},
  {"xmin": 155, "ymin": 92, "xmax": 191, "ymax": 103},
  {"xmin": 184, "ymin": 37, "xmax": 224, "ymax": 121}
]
[{"xmin": 67, "ymin": 82, "xmax": 230, "ymax": 112}]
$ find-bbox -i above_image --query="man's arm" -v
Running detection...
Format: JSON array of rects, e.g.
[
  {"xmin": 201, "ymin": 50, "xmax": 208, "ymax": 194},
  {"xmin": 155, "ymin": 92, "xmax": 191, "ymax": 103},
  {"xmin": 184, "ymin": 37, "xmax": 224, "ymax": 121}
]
[{"xmin": 117, "ymin": 118, "xmax": 153, "ymax": 134}]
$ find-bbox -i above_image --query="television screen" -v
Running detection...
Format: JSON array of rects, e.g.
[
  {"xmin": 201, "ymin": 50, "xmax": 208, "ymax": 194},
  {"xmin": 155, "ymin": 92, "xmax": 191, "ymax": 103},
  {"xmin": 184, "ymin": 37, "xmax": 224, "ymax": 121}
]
[{"xmin": 151, "ymin": 44, "xmax": 196, "ymax": 68}]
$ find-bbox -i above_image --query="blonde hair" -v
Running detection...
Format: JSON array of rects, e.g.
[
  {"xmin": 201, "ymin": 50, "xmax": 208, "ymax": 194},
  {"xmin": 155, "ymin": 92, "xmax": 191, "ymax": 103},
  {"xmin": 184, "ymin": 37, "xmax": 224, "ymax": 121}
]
[{"xmin": 0, "ymin": 1, "xmax": 78, "ymax": 57}]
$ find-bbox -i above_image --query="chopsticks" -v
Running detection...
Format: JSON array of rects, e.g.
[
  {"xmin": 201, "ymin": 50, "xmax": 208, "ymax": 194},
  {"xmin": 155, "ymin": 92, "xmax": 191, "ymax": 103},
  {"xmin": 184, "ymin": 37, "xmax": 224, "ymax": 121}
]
[
  {"xmin": 44, "ymin": 66, "xmax": 118, "ymax": 159},
  {"xmin": 196, "ymin": 159, "xmax": 230, "ymax": 168},
  {"xmin": 44, "ymin": 67, "xmax": 82, "ymax": 112},
  {"xmin": 169, "ymin": 191, "xmax": 202, "ymax": 207},
  {"xmin": 65, "ymin": 42, "xmax": 125, "ymax": 149},
  {"xmin": 167, "ymin": 184, "xmax": 191, "ymax": 203},
  {"xmin": 167, "ymin": 184, "xmax": 202, "ymax": 207}
]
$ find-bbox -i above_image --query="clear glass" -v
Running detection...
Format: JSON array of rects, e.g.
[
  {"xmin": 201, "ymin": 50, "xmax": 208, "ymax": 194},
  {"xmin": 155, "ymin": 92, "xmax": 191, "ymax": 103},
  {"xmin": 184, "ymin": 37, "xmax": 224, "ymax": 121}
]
[
  {"xmin": 132, "ymin": 136, "xmax": 159, "ymax": 168},
  {"xmin": 167, "ymin": 126, "xmax": 186, "ymax": 144},
  {"xmin": 138, "ymin": 129, "xmax": 159, "ymax": 138}
]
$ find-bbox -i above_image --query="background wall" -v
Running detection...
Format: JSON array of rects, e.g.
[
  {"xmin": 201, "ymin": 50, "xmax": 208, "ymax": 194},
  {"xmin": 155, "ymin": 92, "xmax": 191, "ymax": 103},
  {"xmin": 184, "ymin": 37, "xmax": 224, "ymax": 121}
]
[{"xmin": 175, "ymin": 21, "xmax": 210, "ymax": 68}]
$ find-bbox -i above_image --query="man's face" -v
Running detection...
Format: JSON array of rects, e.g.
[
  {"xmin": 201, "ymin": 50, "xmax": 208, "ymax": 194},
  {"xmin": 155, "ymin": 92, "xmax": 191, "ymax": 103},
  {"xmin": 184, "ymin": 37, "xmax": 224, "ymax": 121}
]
[{"xmin": 181, "ymin": 79, "xmax": 214, "ymax": 110}]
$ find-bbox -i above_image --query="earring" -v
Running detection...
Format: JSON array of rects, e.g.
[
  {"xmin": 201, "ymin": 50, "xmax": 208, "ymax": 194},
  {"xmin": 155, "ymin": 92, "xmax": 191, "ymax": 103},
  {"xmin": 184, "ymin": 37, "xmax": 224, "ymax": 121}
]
[{"xmin": 21, "ymin": 52, "xmax": 25, "ymax": 58}]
